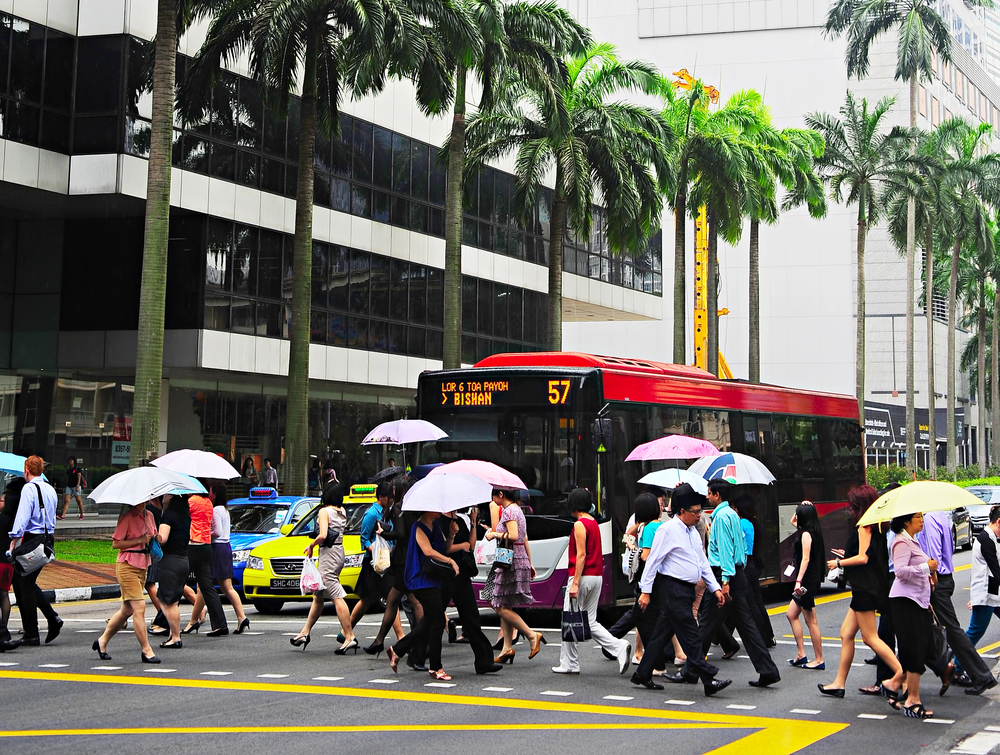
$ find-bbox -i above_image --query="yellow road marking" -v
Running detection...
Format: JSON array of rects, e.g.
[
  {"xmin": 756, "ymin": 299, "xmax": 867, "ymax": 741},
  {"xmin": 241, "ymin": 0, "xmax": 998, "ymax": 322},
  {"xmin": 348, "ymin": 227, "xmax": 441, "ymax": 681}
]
[
  {"xmin": 0, "ymin": 670, "xmax": 846, "ymax": 755},
  {"xmin": 0, "ymin": 723, "xmax": 738, "ymax": 738},
  {"xmin": 977, "ymin": 639, "xmax": 1000, "ymax": 653}
]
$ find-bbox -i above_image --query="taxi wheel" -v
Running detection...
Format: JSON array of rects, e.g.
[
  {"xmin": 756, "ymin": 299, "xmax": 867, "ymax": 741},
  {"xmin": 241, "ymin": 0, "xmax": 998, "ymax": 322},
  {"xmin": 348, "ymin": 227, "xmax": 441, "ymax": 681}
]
[{"xmin": 252, "ymin": 599, "xmax": 285, "ymax": 615}]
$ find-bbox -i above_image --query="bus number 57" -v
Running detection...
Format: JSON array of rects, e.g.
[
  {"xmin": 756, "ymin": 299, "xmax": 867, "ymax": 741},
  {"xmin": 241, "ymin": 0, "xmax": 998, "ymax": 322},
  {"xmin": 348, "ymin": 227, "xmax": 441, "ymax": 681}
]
[{"xmin": 547, "ymin": 380, "xmax": 570, "ymax": 405}]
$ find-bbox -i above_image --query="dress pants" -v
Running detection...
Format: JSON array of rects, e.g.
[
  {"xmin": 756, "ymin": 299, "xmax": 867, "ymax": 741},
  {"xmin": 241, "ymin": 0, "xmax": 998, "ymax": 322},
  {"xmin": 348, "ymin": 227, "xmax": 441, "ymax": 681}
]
[
  {"xmin": 743, "ymin": 559, "xmax": 774, "ymax": 644},
  {"xmin": 188, "ymin": 544, "xmax": 227, "ymax": 631},
  {"xmin": 11, "ymin": 566, "xmax": 57, "ymax": 640},
  {"xmin": 926, "ymin": 573, "xmax": 995, "ymax": 685},
  {"xmin": 699, "ymin": 566, "xmax": 778, "ymax": 678},
  {"xmin": 441, "ymin": 574, "xmax": 494, "ymax": 671},
  {"xmin": 392, "ymin": 586, "xmax": 445, "ymax": 671},
  {"xmin": 558, "ymin": 575, "xmax": 627, "ymax": 672},
  {"xmin": 637, "ymin": 574, "xmax": 719, "ymax": 683}
]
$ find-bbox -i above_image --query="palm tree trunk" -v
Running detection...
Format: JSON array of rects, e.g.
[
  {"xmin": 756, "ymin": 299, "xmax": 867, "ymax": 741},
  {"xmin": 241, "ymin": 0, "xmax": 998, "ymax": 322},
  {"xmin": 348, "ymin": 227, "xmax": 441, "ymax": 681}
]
[
  {"xmin": 548, "ymin": 172, "xmax": 566, "ymax": 351},
  {"xmin": 905, "ymin": 75, "xmax": 917, "ymax": 475},
  {"xmin": 947, "ymin": 238, "xmax": 959, "ymax": 476},
  {"xmin": 925, "ymin": 224, "xmax": 936, "ymax": 479},
  {"xmin": 979, "ymin": 282, "xmax": 988, "ymax": 476},
  {"xmin": 856, "ymin": 194, "xmax": 867, "ymax": 429},
  {"xmin": 706, "ymin": 205, "xmax": 718, "ymax": 376},
  {"xmin": 442, "ymin": 65, "xmax": 466, "ymax": 369},
  {"xmin": 284, "ymin": 34, "xmax": 318, "ymax": 496},
  {"xmin": 130, "ymin": 0, "xmax": 177, "ymax": 468},
  {"xmin": 673, "ymin": 161, "xmax": 688, "ymax": 365},
  {"xmin": 992, "ymin": 286, "xmax": 999, "ymax": 470},
  {"xmin": 748, "ymin": 219, "xmax": 760, "ymax": 384}
]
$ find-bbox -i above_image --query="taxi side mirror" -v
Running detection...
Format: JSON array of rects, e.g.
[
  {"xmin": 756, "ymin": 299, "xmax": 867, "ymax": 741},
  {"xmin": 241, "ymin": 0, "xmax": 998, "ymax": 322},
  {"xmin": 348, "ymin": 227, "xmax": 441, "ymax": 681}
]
[{"xmin": 280, "ymin": 524, "xmax": 293, "ymax": 536}]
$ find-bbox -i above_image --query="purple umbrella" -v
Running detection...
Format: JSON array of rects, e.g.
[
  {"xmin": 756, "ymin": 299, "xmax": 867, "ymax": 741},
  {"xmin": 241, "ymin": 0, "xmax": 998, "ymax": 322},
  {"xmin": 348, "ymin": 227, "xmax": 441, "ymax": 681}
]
[
  {"xmin": 361, "ymin": 419, "xmax": 448, "ymax": 445},
  {"xmin": 625, "ymin": 435, "xmax": 721, "ymax": 462}
]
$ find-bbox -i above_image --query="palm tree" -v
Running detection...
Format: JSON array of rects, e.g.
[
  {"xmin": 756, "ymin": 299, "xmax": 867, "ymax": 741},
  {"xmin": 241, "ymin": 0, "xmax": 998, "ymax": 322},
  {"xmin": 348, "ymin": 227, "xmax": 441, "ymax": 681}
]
[
  {"xmin": 464, "ymin": 43, "xmax": 673, "ymax": 350},
  {"xmin": 439, "ymin": 0, "xmax": 590, "ymax": 368},
  {"xmin": 130, "ymin": 0, "xmax": 199, "ymax": 466},
  {"xmin": 824, "ymin": 0, "xmax": 987, "ymax": 472},
  {"xmin": 180, "ymin": 0, "xmax": 476, "ymax": 493},
  {"xmin": 958, "ymin": 252, "xmax": 996, "ymax": 474},
  {"xmin": 806, "ymin": 93, "xmax": 914, "ymax": 426},
  {"xmin": 926, "ymin": 120, "xmax": 1000, "ymax": 475}
]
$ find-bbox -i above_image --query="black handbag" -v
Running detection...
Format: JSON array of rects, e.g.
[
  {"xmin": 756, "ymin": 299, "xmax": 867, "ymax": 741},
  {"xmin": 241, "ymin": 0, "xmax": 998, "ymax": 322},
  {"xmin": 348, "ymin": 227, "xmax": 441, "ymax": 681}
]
[
  {"xmin": 927, "ymin": 606, "xmax": 948, "ymax": 662},
  {"xmin": 422, "ymin": 556, "xmax": 456, "ymax": 579},
  {"xmin": 454, "ymin": 549, "xmax": 479, "ymax": 579},
  {"xmin": 561, "ymin": 598, "xmax": 592, "ymax": 643}
]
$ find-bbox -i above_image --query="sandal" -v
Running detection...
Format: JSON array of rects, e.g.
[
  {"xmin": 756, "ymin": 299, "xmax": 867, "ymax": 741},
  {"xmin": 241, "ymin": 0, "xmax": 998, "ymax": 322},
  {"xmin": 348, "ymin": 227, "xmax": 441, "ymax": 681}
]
[
  {"xmin": 902, "ymin": 703, "xmax": 933, "ymax": 719},
  {"xmin": 429, "ymin": 669, "xmax": 453, "ymax": 681},
  {"xmin": 387, "ymin": 647, "xmax": 400, "ymax": 674}
]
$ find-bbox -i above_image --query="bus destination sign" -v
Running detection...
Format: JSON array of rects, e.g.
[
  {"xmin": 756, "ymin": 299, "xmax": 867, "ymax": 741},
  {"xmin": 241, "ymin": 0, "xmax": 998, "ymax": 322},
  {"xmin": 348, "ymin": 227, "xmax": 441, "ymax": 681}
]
[{"xmin": 435, "ymin": 377, "xmax": 575, "ymax": 408}]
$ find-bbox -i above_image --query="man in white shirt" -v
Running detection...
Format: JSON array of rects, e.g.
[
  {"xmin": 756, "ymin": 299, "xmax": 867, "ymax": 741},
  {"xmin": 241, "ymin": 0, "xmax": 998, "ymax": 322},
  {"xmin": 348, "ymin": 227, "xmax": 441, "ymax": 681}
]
[{"xmin": 632, "ymin": 484, "xmax": 732, "ymax": 697}]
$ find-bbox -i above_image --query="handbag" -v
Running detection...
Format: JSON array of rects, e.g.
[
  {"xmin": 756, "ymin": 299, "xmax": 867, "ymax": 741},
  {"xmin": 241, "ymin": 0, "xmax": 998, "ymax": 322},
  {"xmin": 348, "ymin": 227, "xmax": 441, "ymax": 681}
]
[
  {"xmin": 493, "ymin": 534, "xmax": 514, "ymax": 570},
  {"xmin": 422, "ymin": 556, "xmax": 456, "ymax": 579},
  {"xmin": 455, "ymin": 549, "xmax": 479, "ymax": 579},
  {"xmin": 479, "ymin": 568, "xmax": 497, "ymax": 602},
  {"xmin": 12, "ymin": 533, "xmax": 54, "ymax": 575},
  {"xmin": 561, "ymin": 597, "xmax": 592, "ymax": 643},
  {"xmin": 927, "ymin": 605, "xmax": 948, "ymax": 662},
  {"xmin": 150, "ymin": 538, "xmax": 163, "ymax": 561}
]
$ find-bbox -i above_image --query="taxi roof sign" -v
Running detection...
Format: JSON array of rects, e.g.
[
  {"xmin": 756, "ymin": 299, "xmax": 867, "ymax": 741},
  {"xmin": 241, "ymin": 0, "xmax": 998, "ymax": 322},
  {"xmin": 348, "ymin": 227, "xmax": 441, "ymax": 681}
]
[{"xmin": 248, "ymin": 487, "xmax": 278, "ymax": 499}]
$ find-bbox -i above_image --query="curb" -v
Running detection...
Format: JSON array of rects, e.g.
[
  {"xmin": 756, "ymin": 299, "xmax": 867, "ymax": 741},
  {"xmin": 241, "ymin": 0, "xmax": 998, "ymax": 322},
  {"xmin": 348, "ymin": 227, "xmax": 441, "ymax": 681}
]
[{"xmin": 10, "ymin": 584, "xmax": 121, "ymax": 605}]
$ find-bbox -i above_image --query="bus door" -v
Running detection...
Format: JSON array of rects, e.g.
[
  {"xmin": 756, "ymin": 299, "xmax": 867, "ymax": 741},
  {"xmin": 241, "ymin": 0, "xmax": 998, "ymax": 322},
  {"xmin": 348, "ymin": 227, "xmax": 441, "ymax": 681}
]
[{"xmin": 738, "ymin": 413, "xmax": 781, "ymax": 582}]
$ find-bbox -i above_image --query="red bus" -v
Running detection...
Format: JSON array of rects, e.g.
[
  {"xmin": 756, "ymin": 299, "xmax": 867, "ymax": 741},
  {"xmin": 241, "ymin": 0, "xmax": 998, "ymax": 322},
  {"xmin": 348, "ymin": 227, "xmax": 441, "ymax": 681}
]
[{"xmin": 415, "ymin": 352, "xmax": 864, "ymax": 608}]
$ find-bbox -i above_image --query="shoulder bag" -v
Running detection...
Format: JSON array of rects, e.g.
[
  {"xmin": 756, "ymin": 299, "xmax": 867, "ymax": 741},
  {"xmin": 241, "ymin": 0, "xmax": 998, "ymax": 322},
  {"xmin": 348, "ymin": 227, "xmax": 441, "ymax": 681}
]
[
  {"xmin": 12, "ymin": 484, "xmax": 55, "ymax": 575},
  {"xmin": 561, "ymin": 598, "xmax": 592, "ymax": 643},
  {"xmin": 422, "ymin": 555, "xmax": 456, "ymax": 579},
  {"xmin": 927, "ymin": 605, "xmax": 948, "ymax": 663}
]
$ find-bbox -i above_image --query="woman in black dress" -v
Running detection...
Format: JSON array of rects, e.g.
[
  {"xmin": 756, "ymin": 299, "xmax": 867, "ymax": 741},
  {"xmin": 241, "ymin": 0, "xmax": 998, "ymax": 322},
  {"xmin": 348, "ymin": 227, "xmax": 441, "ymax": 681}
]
[
  {"xmin": 154, "ymin": 495, "xmax": 191, "ymax": 649},
  {"xmin": 785, "ymin": 502, "xmax": 825, "ymax": 670}
]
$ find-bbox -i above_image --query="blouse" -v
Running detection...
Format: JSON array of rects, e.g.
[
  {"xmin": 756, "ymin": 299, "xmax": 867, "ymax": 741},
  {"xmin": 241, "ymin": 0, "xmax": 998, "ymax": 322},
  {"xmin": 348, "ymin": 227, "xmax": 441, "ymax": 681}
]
[
  {"xmin": 188, "ymin": 495, "xmax": 213, "ymax": 544},
  {"xmin": 888, "ymin": 530, "xmax": 932, "ymax": 609},
  {"xmin": 211, "ymin": 506, "xmax": 231, "ymax": 543},
  {"xmin": 114, "ymin": 508, "xmax": 156, "ymax": 569},
  {"xmin": 404, "ymin": 519, "xmax": 446, "ymax": 591}
]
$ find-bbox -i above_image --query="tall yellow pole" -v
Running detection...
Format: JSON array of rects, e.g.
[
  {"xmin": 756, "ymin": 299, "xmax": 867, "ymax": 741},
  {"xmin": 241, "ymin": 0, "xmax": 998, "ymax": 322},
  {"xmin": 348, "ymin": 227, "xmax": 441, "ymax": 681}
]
[{"xmin": 693, "ymin": 206, "xmax": 709, "ymax": 371}]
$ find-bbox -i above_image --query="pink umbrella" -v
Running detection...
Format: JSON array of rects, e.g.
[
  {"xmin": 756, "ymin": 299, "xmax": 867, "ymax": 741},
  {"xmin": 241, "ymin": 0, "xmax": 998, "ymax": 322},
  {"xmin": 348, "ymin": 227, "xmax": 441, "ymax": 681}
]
[
  {"xmin": 625, "ymin": 435, "xmax": 721, "ymax": 462},
  {"xmin": 428, "ymin": 460, "xmax": 527, "ymax": 490}
]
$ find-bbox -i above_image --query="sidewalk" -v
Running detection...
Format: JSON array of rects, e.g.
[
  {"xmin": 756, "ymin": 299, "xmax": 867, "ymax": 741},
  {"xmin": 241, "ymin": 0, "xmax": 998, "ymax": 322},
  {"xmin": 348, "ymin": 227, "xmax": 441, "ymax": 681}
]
[
  {"xmin": 53, "ymin": 512, "xmax": 118, "ymax": 538},
  {"xmin": 10, "ymin": 560, "xmax": 121, "ymax": 605}
]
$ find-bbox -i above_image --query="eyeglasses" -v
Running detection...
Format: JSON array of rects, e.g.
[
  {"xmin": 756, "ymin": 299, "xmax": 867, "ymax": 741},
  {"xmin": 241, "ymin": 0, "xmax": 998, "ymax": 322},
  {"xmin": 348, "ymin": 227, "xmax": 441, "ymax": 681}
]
[{"xmin": 684, "ymin": 508, "xmax": 703, "ymax": 516}]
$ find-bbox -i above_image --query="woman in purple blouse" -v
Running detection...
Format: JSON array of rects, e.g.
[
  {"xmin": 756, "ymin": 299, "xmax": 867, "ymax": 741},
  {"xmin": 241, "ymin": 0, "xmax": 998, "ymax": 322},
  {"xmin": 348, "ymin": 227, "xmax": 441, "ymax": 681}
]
[{"xmin": 889, "ymin": 511, "xmax": 939, "ymax": 719}]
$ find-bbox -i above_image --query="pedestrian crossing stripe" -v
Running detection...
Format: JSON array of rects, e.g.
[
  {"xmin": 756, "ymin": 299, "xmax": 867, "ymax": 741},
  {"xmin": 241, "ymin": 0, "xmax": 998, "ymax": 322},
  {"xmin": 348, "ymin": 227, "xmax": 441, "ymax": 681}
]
[{"xmin": 0, "ymin": 670, "xmax": 847, "ymax": 754}]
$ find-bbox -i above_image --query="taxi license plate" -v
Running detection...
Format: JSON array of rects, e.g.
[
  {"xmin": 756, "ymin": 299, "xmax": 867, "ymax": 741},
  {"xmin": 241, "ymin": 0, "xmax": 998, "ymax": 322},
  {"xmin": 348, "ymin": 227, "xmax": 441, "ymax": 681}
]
[{"xmin": 270, "ymin": 578, "xmax": 300, "ymax": 589}]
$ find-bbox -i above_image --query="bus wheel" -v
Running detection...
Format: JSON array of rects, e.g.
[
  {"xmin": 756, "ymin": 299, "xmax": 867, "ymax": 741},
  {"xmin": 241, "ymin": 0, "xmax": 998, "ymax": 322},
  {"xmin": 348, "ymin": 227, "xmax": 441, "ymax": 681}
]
[{"xmin": 252, "ymin": 599, "xmax": 284, "ymax": 615}]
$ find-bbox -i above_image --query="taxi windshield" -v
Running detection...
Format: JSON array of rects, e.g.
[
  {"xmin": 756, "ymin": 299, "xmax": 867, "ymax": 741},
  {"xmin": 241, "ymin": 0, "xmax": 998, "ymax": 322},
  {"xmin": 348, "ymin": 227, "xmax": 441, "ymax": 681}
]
[
  {"xmin": 290, "ymin": 502, "xmax": 370, "ymax": 537},
  {"xmin": 229, "ymin": 504, "xmax": 287, "ymax": 534}
]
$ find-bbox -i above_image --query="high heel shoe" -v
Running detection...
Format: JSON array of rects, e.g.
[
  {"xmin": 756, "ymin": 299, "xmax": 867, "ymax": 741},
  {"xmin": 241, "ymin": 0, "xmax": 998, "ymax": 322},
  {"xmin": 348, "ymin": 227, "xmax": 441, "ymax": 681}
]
[
  {"xmin": 495, "ymin": 648, "xmax": 515, "ymax": 665},
  {"xmin": 141, "ymin": 652, "xmax": 161, "ymax": 664},
  {"xmin": 289, "ymin": 634, "xmax": 310, "ymax": 651},
  {"xmin": 148, "ymin": 626, "xmax": 169, "ymax": 637},
  {"xmin": 364, "ymin": 642, "xmax": 385, "ymax": 657},
  {"xmin": 334, "ymin": 638, "xmax": 359, "ymax": 655},
  {"xmin": 159, "ymin": 640, "xmax": 183, "ymax": 649},
  {"xmin": 92, "ymin": 639, "xmax": 112, "ymax": 661},
  {"xmin": 181, "ymin": 621, "xmax": 203, "ymax": 635},
  {"xmin": 387, "ymin": 646, "xmax": 400, "ymax": 674},
  {"xmin": 206, "ymin": 627, "xmax": 229, "ymax": 637},
  {"xmin": 492, "ymin": 632, "xmax": 521, "ymax": 651},
  {"xmin": 528, "ymin": 632, "xmax": 545, "ymax": 660},
  {"xmin": 233, "ymin": 618, "xmax": 250, "ymax": 635},
  {"xmin": 448, "ymin": 618, "xmax": 458, "ymax": 644}
]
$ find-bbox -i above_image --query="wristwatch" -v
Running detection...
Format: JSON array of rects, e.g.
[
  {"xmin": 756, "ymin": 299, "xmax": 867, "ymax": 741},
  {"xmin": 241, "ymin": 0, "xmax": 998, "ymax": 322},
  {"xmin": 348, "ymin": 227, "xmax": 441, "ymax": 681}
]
[{"xmin": 836, "ymin": 558, "xmax": 841, "ymax": 568}]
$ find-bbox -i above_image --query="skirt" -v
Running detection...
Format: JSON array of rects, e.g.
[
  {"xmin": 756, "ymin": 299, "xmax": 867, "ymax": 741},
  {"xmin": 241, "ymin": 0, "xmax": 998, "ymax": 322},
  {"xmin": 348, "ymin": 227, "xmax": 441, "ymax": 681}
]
[
  {"xmin": 850, "ymin": 589, "xmax": 883, "ymax": 614},
  {"xmin": 891, "ymin": 596, "xmax": 932, "ymax": 674},
  {"xmin": 116, "ymin": 562, "xmax": 147, "ymax": 602},
  {"xmin": 490, "ymin": 564, "xmax": 534, "ymax": 609},
  {"xmin": 211, "ymin": 542, "xmax": 234, "ymax": 582},
  {"xmin": 355, "ymin": 556, "xmax": 387, "ymax": 601},
  {"xmin": 158, "ymin": 554, "xmax": 190, "ymax": 605},
  {"xmin": 0, "ymin": 562, "xmax": 13, "ymax": 591},
  {"xmin": 318, "ymin": 544, "xmax": 347, "ymax": 601}
]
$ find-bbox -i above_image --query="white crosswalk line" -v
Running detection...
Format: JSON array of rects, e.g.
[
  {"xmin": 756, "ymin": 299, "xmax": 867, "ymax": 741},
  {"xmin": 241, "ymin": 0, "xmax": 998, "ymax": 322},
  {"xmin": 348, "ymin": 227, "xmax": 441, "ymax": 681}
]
[
  {"xmin": 369, "ymin": 679, "xmax": 399, "ymax": 684},
  {"xmin": 664, "ymin": 699, "xmax": 695, "ymax": 706},
  {"xmin": 91, "ymin": 666, "xmax": 122, "ymax": 671},
  {"xmin": 726, "ymin": 704, "xmax": 756, "ymax": 711},
  {"xmin": 950, "ymin": 732, "xmax": 1000, "ymax": 754},
  {"xmin": 426, "ymin": 682, "xmax": 457, "ymax": 688},
  {"xmin": 257, "ymin": 674, "xmax": 288, "ymax": 678},
  {"xmin": 312, "ymin": 677, "xmax": 344, "ymax": 682},
  {"xmin": 540, "ymin": 690, "xmax": 573, "ymax": 696},
  {"xmin": 201, "ymin": 671, "xmax": 233, "ymax": 676},
  {"xmin": 790, "ymin": 709, "xmax": 820, "ymax": 715},
  {"xmin": 38, "ymin": 664, "xmax": 68, "ymax": 668},
  {"xmin": 0, "ymin": 662, "xmax": 18, "ymax": 667},
  {"xmin": 144, "ymin": 668, "xmax": 176, "ymax": 673},
  {"xmin": 926, "ymin": 719, "xmax": 956, "ymax": 725},
  {"xmin": 604, "ymin": 695, "xmax": 634, "ymax": 701},
  {"xmin": 857, "ymin": 714, "xmax": 887, "ymax": 720},
  {"xmin": 482, "ymin": 687, "xmax": 513, "ymax": 692}
]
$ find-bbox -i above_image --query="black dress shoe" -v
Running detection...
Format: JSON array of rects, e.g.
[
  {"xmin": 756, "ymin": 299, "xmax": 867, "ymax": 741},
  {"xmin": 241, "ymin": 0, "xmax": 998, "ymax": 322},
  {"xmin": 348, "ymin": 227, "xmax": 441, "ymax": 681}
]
[
  {"xmin": 863, "ymin": 655, "xmax": 878, "ymax": 665},
  {"xmin": 818, "ymin": 683, "xmax": 846, "ymax": 698},
  {"xmin": 0, "ymin": 639, "xmax": 22, "ymax": 652},
  {"xmin": 953, "ymin": 673, "xmax": 974, "ymax": 688},
  {"xmin": 407, "ymin": 659, "xmax": 429, "ymax": 672},
  {"xmin": 476, "ymin": 663, "xmax": 504, "ymax": 674},
  {"xmin": 45, "ymin": 617, "xmax": 63, "ymax": 645},
  {"xmin": 631, "ymin": 671, "xmax": 664, "ymax": 690},
  {"xmin": 748, "ymin": 673, "xmax": 781, "ymax": 688},
  {"xmin": 206, "ymin": 627, "xmax": 229, "ymax": 637},
  {"xmin": 704, "ymin": 678, "xmax": 732, "ymax": 696},
  {"xmin": 965, "ymin": 677, "xmax": 998, "ymax": 696},
  {"xmin": 20, "ymin": 637, "xmax": 40, "ymax": 647},
  {"xmin": 664, "ymin": 671, "xmax": 699, "ymax": 684}
]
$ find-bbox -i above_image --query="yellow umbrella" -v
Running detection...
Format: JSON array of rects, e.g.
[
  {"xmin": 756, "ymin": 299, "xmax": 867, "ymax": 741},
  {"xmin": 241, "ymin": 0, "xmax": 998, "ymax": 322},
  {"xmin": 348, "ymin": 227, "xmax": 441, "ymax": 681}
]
[{"xmin": 857, "ymin": 481, "xmax": 984, "ymax": 527}]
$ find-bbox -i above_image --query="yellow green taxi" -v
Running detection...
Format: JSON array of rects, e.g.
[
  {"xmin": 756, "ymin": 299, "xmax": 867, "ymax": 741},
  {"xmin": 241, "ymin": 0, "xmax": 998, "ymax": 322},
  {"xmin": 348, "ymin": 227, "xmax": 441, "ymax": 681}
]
[{"xmin": 242, "ymin": 483, "xmax": 378, "ymax": 614}]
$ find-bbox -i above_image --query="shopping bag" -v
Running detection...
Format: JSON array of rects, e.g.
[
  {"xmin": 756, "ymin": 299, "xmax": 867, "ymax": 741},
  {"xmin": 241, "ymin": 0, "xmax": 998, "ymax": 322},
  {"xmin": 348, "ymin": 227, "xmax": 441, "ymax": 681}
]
[
  {"xmin": 561, "ymin": 598, "xmax": 592, "ymax": 643},
  {"xmin": 300, "ymin": 558, "xmax": 325, "ymax": 595},
  {"xmin": 371, "ymin": 535, "xmax": 392, "ymax": 575},
  {"xmin": 475, "ymin": 538, "xmax": 497, "ymax": 565}
]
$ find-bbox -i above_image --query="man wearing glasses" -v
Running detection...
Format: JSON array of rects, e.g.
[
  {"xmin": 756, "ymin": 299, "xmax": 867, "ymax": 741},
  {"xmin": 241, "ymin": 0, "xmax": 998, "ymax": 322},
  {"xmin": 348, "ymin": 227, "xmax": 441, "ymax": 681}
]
[{"xmin": 631, "ymin": 483, "xmax": 731, "ymax": 696}]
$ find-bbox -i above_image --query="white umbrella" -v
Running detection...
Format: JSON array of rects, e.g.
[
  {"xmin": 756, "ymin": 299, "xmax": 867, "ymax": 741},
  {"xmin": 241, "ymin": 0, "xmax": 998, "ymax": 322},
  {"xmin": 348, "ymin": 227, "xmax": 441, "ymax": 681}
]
[
  {"xmin": 151, "ymin": 449, "xmax": 241, "ymax": 480},
  {"xmin": 687, "ymin": 452, "xmax": 776, "ymax": 485},
  {"xmin": 638, "ymin": 469, "xmax": 709, "ymax": 496},
  {"xmin": 89, "ymin": 467, "xmax": 206, "ymax": 506},
  {"xmin": 361, "ymin": 419, "xmax": 447, "ymax": 445},
  {"xmin": 401, "ymin": 473, "xmax": 492, "ymax": 513}
]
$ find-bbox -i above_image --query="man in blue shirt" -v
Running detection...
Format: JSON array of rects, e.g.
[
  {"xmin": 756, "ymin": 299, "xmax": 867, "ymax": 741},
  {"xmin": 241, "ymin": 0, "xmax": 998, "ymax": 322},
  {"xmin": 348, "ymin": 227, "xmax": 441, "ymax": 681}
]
[
  {"xmin": 918, "ymin": 509, "xmax": 998, "ymax": 696},
  {"xmin": 344, "ymin": 482, "xmax": 392, "ymax": 640},
  {"xmin": 699, "ymin": 479, "xmax": 780, "ymax": 688}
]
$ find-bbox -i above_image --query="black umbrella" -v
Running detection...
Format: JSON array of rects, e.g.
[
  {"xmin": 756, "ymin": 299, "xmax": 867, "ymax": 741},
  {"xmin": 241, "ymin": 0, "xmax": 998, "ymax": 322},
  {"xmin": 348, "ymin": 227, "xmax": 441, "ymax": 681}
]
[{"xmin": 371, "ymin": 466, "xmax": 405, "ymax": 483}]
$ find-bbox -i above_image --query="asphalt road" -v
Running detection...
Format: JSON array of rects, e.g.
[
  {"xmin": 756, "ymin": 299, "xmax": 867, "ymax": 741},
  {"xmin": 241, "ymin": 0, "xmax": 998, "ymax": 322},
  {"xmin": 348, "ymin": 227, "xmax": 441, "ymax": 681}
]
[{"xmin": 2, "ymin": 549, "xmax": 1000, "ymax": 755}]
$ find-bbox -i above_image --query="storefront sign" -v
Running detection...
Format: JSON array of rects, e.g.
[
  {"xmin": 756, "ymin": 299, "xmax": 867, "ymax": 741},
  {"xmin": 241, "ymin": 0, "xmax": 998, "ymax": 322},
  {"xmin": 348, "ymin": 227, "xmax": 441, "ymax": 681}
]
[{"xmin": 111, "ymin": 441, "xmax": 131, "ymax": 465}]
